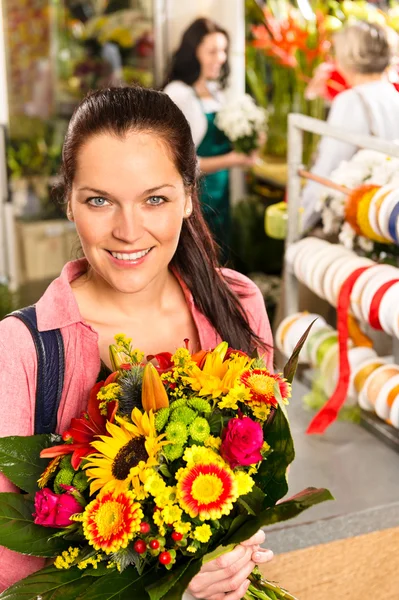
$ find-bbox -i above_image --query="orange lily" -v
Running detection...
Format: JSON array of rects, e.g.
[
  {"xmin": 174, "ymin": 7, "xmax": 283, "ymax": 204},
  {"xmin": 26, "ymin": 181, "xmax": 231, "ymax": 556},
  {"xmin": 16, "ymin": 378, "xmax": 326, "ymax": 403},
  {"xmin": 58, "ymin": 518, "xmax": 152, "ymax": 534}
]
[{"xmin": 141, "ymin": 362, "xmax": 169, "ymax": 412}]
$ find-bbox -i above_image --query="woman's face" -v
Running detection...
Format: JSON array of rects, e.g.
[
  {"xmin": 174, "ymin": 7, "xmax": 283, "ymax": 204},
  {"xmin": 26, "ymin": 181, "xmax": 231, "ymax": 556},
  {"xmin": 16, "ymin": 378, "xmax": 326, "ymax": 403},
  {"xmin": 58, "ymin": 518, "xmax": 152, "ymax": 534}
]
[
  {"xmin": 69, "ymin": 131, "xmax": 192, "ymax": 294},
  {"xmin": 196, "ymin": 32, "xmax": 228, "ymax": 81}
]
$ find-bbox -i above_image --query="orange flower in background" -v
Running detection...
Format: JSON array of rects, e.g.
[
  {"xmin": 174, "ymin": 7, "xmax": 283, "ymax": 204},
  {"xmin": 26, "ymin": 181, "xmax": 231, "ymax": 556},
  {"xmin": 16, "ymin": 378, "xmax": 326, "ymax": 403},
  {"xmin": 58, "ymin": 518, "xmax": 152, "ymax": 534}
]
[
  {"xmin": 83, "ymin": 489, "xmax": 143, "ymax": 554},
  {"xmin": 240, "ymin": 369, "xmax": 291, "ymax": 408},
  {"xmin": 251, "ymin": 8, "xmax": 331, "ymax": 73}
]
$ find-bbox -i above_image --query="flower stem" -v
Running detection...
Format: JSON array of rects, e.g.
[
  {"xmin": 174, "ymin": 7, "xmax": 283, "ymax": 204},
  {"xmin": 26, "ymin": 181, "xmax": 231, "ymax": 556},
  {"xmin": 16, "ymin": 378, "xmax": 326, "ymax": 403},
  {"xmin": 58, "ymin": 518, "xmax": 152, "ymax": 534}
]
[{"xmin": 249, "ymin": 572, "xmax": 299, "ymax": 600}]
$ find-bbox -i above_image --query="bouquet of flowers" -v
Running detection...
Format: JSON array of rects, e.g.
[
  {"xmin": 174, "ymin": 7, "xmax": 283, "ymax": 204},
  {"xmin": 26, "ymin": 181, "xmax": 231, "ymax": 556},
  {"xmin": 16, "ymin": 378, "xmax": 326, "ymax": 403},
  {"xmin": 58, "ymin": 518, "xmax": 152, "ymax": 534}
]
[
  {"xmin": 215, "ymin": 93, "xmax": 268, "ymax": 155},
  {"xmin": 0, "ymin": 333, "xmax": 332, "ymax": 600}
]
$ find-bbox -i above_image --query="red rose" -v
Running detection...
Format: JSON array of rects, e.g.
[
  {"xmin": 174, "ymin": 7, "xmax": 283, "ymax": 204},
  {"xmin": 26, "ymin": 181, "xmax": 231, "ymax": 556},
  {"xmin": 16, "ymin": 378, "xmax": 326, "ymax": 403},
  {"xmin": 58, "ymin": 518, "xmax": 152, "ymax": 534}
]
[
  {"xmin": 33, "ymin": 487, "xmax": 83, "ymax": 528},
  {"xmin": 221, "ymin": 416, "xmax": 263, "ymax": 469}
]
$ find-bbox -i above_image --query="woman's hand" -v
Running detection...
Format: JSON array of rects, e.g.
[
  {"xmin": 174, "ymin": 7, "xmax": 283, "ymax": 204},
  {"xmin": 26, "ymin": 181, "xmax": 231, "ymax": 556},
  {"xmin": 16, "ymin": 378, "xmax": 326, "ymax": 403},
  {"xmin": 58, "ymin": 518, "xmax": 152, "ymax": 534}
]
[
  {"xmin": 186, "ymin": 530, "xmax": 273, "ymax": 600},
  {"xmin": 229, "ymin": 150, "xmax": 260, "ymax": 169}
]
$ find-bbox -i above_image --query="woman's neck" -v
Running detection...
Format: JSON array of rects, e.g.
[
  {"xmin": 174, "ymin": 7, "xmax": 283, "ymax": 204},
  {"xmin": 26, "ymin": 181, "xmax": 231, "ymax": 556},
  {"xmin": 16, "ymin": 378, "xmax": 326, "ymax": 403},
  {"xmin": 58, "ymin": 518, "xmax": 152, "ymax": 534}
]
[
  {"xmin": 194, "ymin": 77, "xmax": 212, "ymax": 98},
  {"xmin": 349, "ymin": 72, "xmax": 385, "ymax": 88},
  {"xmin": 74, "ymin": 267, "xmax": 179, "ymax": 323}
]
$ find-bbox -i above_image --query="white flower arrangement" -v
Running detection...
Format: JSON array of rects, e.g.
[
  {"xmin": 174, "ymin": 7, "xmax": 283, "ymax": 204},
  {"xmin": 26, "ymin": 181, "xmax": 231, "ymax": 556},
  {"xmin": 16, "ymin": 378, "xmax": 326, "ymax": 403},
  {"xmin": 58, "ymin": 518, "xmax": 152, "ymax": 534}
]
[
  {"xmin": 215, "ymin": 94, "xmax": 268, "ymax": 155},
  {"xmin": 317, "ymin": 150, "xmax": 399, "ymax": 259}
]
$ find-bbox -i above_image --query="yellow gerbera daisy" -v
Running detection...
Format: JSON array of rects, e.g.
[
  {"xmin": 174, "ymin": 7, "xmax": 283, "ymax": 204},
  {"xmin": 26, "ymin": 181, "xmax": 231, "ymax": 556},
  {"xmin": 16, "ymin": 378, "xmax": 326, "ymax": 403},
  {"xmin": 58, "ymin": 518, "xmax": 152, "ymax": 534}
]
[{"xmin": 84, "ymin": 412, "xmax": 168, "ymax": 495}]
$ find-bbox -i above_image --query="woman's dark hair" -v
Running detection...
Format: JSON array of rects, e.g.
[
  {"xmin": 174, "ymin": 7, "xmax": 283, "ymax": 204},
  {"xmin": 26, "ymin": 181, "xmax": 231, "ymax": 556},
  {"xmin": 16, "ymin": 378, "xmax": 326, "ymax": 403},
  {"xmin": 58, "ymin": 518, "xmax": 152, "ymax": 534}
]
[
  {"xmin": 55, "ymin": 86, "xmax": 268, "ymax": 356},
  {"xmin": 164, "ymin": 17, "xmax": 230, "ymax": 88}
]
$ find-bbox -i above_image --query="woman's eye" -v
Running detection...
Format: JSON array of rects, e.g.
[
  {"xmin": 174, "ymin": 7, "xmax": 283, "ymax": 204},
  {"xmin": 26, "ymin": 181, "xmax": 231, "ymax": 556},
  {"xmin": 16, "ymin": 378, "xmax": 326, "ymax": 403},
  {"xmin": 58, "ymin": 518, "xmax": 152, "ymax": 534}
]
[
  {"xmin": 146, "ymin": 196, "xmax": 166, "ymax": 206},
  {"xmin": 87, "ymin": 197, "xmax": 109, "ymax": 207}
]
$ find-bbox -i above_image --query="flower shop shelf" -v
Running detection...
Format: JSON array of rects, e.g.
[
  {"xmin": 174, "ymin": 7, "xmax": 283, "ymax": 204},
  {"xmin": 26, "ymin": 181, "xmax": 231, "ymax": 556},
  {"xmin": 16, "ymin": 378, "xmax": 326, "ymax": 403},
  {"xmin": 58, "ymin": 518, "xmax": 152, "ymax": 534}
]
[{"xmin": 284, "ymin": 113, "xmax": 399, "ymax": 450}]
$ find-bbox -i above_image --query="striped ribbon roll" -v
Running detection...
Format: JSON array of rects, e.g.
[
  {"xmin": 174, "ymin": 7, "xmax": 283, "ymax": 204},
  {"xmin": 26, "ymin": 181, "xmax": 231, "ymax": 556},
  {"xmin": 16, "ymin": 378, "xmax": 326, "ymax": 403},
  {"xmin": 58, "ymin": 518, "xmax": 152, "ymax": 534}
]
[
  {"xmin": 307, "ymin": 266, "xmax": 372, "ymax": 435},
  {"xmin": 387, "ymin": 201, "xmax": 399, "ymax": 245},
  {"xmin": 368, "ymin": 279, "xmax": 399, "ymax": 330}
]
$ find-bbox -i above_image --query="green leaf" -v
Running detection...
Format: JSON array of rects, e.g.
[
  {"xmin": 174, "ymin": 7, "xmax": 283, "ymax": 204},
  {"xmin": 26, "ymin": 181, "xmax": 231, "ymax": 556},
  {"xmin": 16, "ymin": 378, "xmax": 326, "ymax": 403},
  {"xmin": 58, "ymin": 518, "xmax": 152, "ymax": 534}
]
[
  {"xmin": 0, "ymin": 493, "xmax": 71, "ymax": 557},
  {"xmin": 238, "ymin": 485, "xmax": 266, "ymax": 516},
  {"xmin": 283, "ymin": 320, "xmax": 317, "ymax": 385},
  {"xmin": 0, "ymin": 564, "xmax": 97, "ymax": 600},
  {"xmin": 258, "ymin": 404, "xmax": 295, "ymax": 507},
  {"xmin": 160, "ymin": 559, "xmax": 203, "ymax": 600},
  {"xmin": 0, "ymin": 435, "xmax": 60, "ymax": 493},
  {"xmin": 76, "ymin": 566, "xmax": 155, "ymax": 600},
  {"xmin": 224, "ymin": 487, "xmax": 334, "ymax": 547}
]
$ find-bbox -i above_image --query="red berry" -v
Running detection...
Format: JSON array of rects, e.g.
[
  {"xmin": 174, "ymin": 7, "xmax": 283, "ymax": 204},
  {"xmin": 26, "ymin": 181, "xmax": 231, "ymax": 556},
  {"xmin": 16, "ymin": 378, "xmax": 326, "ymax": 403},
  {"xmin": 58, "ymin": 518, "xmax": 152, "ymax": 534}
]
[
  {"xmin": 140, "ymin": 522, "xmax": 151, "ymax": 534},
  {"xmin": 172, "ymin": 531, "xmax": 183, "ymax": 541},
  {"xmin": 149, "ymin": 539, "xmax": 160, "ymax": 550},
  {"xmin": 133, "ymin": 540, "xmax": 146, "ymax": 554},
  {"xmin": 159, "ymin": 551, "xmax": 172, "ymax": 565}
]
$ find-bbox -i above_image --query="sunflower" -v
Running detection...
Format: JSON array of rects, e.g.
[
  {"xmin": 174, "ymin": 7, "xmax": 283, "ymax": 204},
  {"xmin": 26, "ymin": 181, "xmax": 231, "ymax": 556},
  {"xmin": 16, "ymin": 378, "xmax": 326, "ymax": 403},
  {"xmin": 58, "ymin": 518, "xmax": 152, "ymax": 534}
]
[
  {"xmin": 176, "ymin": 461, "xmax": 239, "ymax": 521},
  {"xmin": 240, "ymin": 369, "xmax": 291, "ymax": 408},
  {"xmin": 83, "ymin": 489, "xmax": 142, "ymax": 554},
  {"xmin": 84, "ymin": 410, "xmax": 168, "ymax": 495}
]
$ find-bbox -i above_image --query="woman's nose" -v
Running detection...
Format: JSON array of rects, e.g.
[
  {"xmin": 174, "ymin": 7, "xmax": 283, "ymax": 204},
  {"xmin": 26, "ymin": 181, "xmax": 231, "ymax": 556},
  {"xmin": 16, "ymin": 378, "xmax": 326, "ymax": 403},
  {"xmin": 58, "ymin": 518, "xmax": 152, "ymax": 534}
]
[{"xmin": 112, "ymin": 208, "xmax": 144, "ymax": 243}]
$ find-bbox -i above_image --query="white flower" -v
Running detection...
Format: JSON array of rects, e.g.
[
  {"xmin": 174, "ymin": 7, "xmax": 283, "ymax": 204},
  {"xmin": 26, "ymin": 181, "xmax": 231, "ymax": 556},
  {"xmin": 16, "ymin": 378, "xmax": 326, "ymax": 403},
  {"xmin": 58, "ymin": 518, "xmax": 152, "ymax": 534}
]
[
  {"xmin": 215, "ymin": 94, "xmax": 268, "ymax": 145},
  {"xmin": 338, "ymin": 222, "xmax": 356, "ymax": 250},
  {"xmin": 357, "ymin": 236, "xmax": 374, "ymax": 253},
  {"xmin": 321, "ymin": 206, "xmax": 340, "ymax": 234}
]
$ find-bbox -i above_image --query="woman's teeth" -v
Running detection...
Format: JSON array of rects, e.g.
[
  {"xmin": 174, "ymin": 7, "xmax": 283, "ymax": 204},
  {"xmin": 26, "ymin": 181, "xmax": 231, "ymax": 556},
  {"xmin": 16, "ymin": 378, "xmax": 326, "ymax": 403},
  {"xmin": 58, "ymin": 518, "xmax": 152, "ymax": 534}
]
[{"xmin": 111, "ymin": 249, "xmax": 150, "ymax": 261}]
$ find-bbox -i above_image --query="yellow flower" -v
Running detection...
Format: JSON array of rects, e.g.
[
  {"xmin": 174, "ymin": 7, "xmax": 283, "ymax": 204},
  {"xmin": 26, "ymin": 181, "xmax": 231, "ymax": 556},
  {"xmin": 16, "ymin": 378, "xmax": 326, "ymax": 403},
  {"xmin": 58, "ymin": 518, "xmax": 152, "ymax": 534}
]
[
  {"xmin": 162, "ymin": 504, "xmax": 183, "ymax": 525},
  {"xmin": 187, "ymin": 545, "xmax": 197, "ymax": 553},
  {"xmin": 54, "ymin": 547, "xmax": 80, "ymax": 570},
  {"xmin": 184, "ymin": 344, "xmax": 252, "ymax": 399},
  {"xmin": 154, "ymin": 487, "xmax": 176, "ymax": 509},
  {"xmin": 172, "ymin": 348, "xmax": 195, "ymax": 369},
  {"xmin": 182, "ymin": 445, "xmax": 221, "ymax": 467},
  {"xmin": 97, "ymin": 383, "xmax": 121, "ymax": 402},
  {"xmin": 144, "ymin": 471, "xmax": 167, "ymax": 497},
  {"xmin": 174, "ymin": 521, "xmax": 192, "ymax": 535},
  {"xmin": 84, "ymin": 413, "xmax": 167, "ymax": 495},
  {"xmin": 204, "ymin": 436, "xmax": 222, "ymax": 450},
  {"xmin": 193, "ymin": 524, "xmax": 212, "ymax": 543},
  {"xmin": 251, "ymin": 405, "xmax": 271, "ymax": 421},
  {"xmin": 153, "ymin": 509, "xmax": 167, "ymax": 536},
  {"xmin": 176, "ymin": 461, "xmax": 239, "ymax": 521},
  {"xmin": 217, "ymin": 384, "xmax": 252, "ymax": 410},
  {"xmin": 83, "ymin": 489, "xmax": 142, "ymax": 554},
  {"xmin": 235, "ymin": 471, "xmax": 255, "ymax": 496}
]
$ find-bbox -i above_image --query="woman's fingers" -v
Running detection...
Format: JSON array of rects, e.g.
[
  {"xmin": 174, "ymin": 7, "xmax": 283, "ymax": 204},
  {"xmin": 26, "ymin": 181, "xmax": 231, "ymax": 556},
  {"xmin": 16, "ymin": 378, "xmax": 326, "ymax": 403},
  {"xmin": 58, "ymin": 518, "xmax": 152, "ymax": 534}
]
[
  {"xmin": 240, "ymin": 529, "xmax": 266, "ymax": 547},
  {"xmin": 200, "ymin": 543, "xmax": 248, "ymax": 572},
  {"xmin": 188, "ymin": 547, "xmax": 252, "ymax": 595},
  {"xmin": 194, "ymin": 559, "xmax": 255, "ymax": 599},
  {"xmin": 252, "ymin": 548, "xmax": 274, "ymax": 564}
]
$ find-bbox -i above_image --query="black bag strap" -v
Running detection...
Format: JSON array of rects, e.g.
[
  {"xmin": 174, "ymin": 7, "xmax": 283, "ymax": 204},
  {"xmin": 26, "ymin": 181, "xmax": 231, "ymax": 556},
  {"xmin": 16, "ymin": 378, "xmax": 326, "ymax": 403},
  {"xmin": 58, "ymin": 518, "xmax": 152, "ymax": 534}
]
[{"xmin": 6, "ymin": 306, "xmax": 65, "ymax": 434}]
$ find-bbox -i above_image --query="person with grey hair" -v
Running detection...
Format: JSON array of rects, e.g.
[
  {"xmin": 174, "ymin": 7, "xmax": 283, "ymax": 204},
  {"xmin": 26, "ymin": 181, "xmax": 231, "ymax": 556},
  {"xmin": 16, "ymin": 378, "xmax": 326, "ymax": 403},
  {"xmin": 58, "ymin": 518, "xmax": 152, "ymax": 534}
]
[{"xmin": 301, "ymin": 21, "xmax": 399, "ymax": 231}]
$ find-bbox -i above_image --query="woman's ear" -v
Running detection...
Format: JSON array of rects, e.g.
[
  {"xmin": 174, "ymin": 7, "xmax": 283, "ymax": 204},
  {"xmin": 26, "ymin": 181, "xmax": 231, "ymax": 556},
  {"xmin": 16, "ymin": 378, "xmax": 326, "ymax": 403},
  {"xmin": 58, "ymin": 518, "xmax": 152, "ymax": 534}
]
[{"xmin": 184, "ymin": 197, "xmax": 193, "ymax": 217}]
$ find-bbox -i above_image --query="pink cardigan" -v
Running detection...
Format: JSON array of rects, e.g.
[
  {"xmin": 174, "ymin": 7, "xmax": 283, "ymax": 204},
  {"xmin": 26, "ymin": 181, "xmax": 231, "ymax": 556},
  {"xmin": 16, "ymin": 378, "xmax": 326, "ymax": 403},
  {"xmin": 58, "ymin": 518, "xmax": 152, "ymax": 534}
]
[{"xmin": 0, "ymin": 259, "xmax": 273, "ymax": 590}]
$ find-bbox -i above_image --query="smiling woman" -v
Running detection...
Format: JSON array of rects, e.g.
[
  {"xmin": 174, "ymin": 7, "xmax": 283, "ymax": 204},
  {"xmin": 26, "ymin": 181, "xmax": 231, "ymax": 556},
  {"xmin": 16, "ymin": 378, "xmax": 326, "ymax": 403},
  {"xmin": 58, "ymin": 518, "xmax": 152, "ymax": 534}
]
[{"xmin": 0, "ymin": 86, "xmax": 274, "ymax": 598}]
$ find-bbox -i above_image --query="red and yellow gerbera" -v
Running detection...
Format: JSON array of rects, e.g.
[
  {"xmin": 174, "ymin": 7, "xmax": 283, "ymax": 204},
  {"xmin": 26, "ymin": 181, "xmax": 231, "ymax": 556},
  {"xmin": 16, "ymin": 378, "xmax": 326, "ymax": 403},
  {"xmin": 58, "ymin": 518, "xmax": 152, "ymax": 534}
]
[
  {"xmin": 176, "ymin": 462, "xmax": 238, "ymax": 521},
  {"xmin": 82, "ymin": 489, "xmax": 142, "ymax": 554},
  {"xmin": 240, "ymin": 369, "xmax": 291, "ymax": 408}
]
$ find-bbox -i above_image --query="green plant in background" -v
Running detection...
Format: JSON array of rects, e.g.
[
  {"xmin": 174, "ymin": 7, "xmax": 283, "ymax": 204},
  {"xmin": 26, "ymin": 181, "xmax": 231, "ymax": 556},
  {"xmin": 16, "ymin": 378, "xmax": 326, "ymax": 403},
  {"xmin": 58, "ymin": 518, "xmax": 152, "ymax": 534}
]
[
  {"xmin": 7, "ymin": 117, "xmax": 64, "ymax": 180},
  {"xmin": 231, "ymin": 195, "xmax": 285, "ymax": 276},
  {"xmin": 0, "ymin": 283, "xmax": 18, "ymax": 321}
]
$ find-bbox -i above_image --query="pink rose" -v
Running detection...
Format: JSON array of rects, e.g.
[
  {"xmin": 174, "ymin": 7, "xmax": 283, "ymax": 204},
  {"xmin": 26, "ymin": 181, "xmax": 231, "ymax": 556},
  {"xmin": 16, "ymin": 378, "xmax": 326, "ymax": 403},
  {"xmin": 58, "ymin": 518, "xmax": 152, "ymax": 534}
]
[
  {"xmin": 33, "ymin": 487, "xmax": 83, "ymax": 528},
  {"xmin": 221, "ymin": 416, "xmax": 263, "ymax": 469}
]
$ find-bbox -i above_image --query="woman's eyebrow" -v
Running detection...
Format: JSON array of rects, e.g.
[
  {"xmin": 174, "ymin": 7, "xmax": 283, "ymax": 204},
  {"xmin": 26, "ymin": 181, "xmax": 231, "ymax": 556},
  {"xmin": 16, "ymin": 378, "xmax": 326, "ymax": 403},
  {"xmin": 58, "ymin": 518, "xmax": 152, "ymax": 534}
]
[{"xmin": 77, "ymin": 184, "xmax": 176, "ymax": 196}]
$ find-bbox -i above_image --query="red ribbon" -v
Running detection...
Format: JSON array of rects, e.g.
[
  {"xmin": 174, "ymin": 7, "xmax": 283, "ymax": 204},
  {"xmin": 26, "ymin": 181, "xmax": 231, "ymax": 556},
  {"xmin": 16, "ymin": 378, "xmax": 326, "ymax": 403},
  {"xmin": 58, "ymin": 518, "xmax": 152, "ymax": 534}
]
[
  {"xmin": 368, "ymin": 279, "xmax": 399, "ymax": 330},
  {"xmin": 307, "ymin": 266, "xmax": 371, "ymax": 435}
]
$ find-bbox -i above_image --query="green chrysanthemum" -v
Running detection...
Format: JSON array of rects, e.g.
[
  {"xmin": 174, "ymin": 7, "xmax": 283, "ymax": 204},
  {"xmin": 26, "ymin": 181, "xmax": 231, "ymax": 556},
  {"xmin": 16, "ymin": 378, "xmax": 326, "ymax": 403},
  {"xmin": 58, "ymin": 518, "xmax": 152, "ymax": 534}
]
[
  {"xmin": 188, "ymin": 398, "xmax": 211, "ymax": 414},
  {"xmin": 170, "ymin": 406, "xmax": 197, "ymax": 426},
  {"xmin": 188, "ymin": 417, "xmax": 210, "ymax": 443},
  {"xmin": 72, "ymin": 470, "xmax": 89, "ymax": 493},
  {"xmin": 59, "ymin": 455, "xmax": 74, "ymax": 472},
  {"xmin": 54, "ymin": 468, "xmax": 74, "ymax": 494},
  {"xmin": 165, "ymin": 421, "xmax": 188, "ymax": 445},
  {"xmin": 155, "ymin": 407, "xmax": 170, "ymax": 432},
  {"xmin": 170, "ymin": 398, "xmax": 188, "ymax": 411},
  {"xmin": 164, "ymin": 443, "xmax": 185, "ymax": 461}
]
